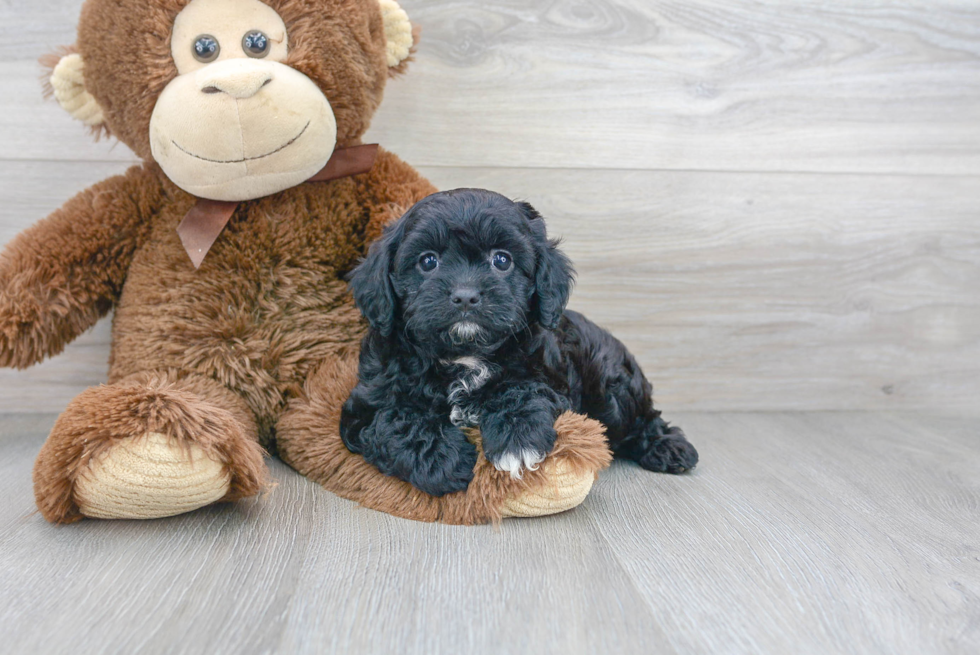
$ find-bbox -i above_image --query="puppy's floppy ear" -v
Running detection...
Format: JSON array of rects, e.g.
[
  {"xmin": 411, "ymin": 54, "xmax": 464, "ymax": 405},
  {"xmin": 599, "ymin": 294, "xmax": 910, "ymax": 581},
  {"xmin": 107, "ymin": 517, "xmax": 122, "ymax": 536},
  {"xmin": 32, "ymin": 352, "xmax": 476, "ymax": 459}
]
[
  {"xmin": 518, "ymin": 202, "xmax": 575, "ymax": 330},
  {"xmin": 348, "ymin": 219, "xmax": 405, "ymax": 337}
]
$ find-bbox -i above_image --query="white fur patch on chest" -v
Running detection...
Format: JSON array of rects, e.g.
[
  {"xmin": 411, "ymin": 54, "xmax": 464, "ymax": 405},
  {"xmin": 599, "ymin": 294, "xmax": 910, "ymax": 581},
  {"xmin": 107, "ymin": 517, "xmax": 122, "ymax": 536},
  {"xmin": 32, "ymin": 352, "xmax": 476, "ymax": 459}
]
[{"xmin": 444, "ymin": 356, "xmax": 494, "ymax": 427}]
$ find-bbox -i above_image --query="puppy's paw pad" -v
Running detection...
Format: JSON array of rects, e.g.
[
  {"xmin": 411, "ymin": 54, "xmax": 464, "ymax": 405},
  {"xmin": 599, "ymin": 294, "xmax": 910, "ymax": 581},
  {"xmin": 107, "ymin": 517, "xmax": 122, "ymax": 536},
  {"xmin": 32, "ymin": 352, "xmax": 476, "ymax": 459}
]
[{"xmin": 491, "ymin": 449, "xmax": 546, "ymax": 479}]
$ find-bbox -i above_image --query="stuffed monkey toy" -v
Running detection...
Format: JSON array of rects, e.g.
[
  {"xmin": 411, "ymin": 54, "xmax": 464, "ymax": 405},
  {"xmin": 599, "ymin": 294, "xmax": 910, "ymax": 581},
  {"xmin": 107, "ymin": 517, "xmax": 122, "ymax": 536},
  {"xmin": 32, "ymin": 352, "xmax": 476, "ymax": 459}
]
[{"xmin": 1, "ymin": 0, "xmax": 612, "ymax": 524}]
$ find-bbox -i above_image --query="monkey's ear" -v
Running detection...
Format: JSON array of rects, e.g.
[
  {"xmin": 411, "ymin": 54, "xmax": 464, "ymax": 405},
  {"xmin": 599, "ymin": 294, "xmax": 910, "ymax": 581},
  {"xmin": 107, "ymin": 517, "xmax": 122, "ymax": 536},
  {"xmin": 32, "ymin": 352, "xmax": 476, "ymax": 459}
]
[
  {"xmin": 45, "ymin": 52, "xmax": 106, "ymax": 127},
  {"xmin": 380, "ymin": 0, "xmax": 417, "ymax": 73}
]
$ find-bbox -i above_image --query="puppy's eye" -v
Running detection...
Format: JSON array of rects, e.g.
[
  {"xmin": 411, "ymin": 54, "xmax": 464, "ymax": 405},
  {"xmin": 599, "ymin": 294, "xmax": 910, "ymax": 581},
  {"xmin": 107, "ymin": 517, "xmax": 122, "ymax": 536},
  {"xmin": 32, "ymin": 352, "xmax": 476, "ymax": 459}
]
[
  {"xmin": 491, "ymin": 251, "xmax": 513, "ymax": 272},
  {"xmin": 193, "ymin": 35, "xmax": 221, "ymax": 63},
  {"xmin": 418, "ymin": 253, "xmax": 439, "ymax": 273}
]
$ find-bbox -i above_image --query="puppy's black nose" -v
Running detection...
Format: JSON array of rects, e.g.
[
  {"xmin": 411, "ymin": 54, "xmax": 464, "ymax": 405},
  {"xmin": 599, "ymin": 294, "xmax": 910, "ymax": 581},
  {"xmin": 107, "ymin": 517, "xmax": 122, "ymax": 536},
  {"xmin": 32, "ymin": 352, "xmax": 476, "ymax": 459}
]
[{"xmin": 451, "ymin": 288, "xmax": 482, "ymax": 308}]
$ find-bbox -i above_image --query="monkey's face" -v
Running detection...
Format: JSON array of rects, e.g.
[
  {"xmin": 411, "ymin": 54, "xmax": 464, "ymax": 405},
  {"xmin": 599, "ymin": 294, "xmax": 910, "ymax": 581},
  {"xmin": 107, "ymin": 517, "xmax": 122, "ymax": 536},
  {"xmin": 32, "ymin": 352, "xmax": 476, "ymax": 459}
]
[
  {"xmin": 150, "ymin": 0, "xmax": 337, "ymax": 201},
  {"xmin": 50, "ymin": 0, "xmax": 416, "ymax": 201}
]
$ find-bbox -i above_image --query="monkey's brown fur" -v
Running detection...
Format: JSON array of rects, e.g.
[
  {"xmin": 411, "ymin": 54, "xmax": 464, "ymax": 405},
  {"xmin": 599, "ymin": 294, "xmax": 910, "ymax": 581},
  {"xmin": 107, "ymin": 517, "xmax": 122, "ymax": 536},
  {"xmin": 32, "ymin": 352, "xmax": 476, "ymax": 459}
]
[{"xmin": 3, "ymin": 0, "xmax": 612, "ymax": 524}]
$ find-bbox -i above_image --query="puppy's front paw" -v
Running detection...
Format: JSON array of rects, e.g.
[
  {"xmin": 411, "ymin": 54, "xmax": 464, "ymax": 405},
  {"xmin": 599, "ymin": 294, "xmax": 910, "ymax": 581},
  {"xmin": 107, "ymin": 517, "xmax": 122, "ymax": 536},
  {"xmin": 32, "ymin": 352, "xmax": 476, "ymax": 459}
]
[
  {"xmin": 490, "ymin": 448, "xmax": 546, "ymax": 479},
  {"xmin": 481, "ymin": 409, "xmax": 558, "ymax": 480}
]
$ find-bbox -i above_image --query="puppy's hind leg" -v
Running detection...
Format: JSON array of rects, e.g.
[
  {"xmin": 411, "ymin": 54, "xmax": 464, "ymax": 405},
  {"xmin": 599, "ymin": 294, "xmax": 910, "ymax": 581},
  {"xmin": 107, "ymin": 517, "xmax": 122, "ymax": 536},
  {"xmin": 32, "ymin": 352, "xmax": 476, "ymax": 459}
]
[
  {"xmin": 599, "ymin": 369, "xmax": 698, "ymax": 473},
  {"xmin": 614, "ymin": 412, "xmax": 698, "ymax": 474},
  {"xmin": 565, "ymin": 311, "xmax": 698, "ymax": 474}
]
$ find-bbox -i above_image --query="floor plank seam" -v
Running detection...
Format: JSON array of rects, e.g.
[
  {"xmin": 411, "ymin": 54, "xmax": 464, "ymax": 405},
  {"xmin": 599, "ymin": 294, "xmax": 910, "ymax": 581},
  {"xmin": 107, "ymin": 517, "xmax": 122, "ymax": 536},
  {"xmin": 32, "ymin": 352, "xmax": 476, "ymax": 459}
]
[{"xmin": 3, "ymin": 157, "xmax": 980, "ymax": 180}]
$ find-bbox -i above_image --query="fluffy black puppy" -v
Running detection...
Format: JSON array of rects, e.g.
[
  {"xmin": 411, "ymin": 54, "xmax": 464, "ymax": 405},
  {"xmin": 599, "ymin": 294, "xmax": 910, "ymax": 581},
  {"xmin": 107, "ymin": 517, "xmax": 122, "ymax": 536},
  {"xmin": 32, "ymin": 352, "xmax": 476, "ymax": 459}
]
[{"xmin": 341, "ymin": 189, "xmax": 698, "ymax": 496}]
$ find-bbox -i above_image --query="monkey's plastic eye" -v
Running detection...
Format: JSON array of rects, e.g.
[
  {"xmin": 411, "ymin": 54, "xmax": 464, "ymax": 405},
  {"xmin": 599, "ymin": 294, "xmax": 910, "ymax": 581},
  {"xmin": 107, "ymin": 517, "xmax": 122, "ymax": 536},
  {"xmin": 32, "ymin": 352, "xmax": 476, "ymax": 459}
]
[
  {"xmin": 491, "ymin": 251, "xmax": 513, "ymax": 272},
  {"xmin": 242, "ymin": 30, "xmax": 270, "ymax": 58},
  {"xmin": 192, "ymin": 35, "xmax": 220, "ymax": 63},
  {"xmin": 418, "ymin": 253, "xmax": 439, "ymax": 273}
]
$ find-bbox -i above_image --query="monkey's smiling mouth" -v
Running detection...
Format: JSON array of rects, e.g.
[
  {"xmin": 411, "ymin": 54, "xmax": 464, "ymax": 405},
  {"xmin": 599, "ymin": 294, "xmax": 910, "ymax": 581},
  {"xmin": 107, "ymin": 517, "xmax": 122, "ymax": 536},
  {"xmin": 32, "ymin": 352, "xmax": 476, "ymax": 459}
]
[{"xmin": 171, "ymin": 121, "xmax": 310, "ymax": 164}]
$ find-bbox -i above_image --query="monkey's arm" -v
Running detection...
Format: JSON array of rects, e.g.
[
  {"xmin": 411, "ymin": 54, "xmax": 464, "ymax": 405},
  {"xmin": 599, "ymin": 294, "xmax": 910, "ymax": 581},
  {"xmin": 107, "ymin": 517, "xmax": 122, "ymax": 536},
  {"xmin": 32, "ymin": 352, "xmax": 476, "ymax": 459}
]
[
  {"xmin": 355, "ymin": 147, "xmax": 438, "ymax": 243},
  {"xmin": 0, "ymin": 164, "xmax": 164, "ymax": 368}
]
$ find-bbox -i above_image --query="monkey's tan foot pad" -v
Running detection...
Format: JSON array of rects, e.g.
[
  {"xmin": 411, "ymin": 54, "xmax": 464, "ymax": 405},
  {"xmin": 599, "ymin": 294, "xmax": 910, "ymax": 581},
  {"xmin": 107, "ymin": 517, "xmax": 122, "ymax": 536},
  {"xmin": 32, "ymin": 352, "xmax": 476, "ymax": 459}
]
[
  {"xmin": 74, "ymin": 432, "xmax": 231, "ymax": 520},
  {"xmin": 499, "ymin": 459, "xmax": 597, "ymax": 518}
]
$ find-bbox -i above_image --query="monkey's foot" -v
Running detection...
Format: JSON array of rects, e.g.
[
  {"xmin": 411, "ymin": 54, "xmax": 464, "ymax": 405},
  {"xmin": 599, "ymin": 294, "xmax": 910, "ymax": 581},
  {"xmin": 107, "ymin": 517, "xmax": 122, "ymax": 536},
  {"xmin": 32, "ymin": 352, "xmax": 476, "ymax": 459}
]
[
  {"xmin": 499, "ymin": 458, "xmax": 596, "ymax": 518},
  {"xmin": 74, "ymin": 432, "xmax": 231, "ymax": 520},
  {"xmin": 33, "ymin": 375, "xmax": 267, "ymax": 523}
]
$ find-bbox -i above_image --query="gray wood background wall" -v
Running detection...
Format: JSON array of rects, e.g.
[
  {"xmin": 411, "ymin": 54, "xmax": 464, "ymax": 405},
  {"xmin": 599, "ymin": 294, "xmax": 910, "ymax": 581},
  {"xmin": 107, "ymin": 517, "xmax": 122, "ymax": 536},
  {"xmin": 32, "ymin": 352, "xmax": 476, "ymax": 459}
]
[{"xmin": 1, "ymin": 0, "xmax": 978, "ymax": 413}]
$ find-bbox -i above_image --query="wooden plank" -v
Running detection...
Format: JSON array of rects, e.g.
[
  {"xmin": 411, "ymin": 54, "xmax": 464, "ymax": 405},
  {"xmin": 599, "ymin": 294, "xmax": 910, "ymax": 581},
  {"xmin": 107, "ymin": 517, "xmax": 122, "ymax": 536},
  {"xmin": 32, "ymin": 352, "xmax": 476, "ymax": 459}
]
[
  {"xmin": 1, "ymin": 412, "xmax": 977, "ymax": 654},
  {"xmin": 0, "ymin": 413, "xmax": 671, "ymax": 655},
  {"xmin": 274, "ymin": 487, "xmax": 672, "ymax": 655},
  {"xmin": 372, "ymin": 0, "xmax": 980, "ymax": 174},
  {"xmin": 1, "ymin": 161, "xmax": 978, "ymax": 413},
  {"xmin": 0, "ymin": 1, "xmax": 134, "ymax": 162},
  {"xmin": 0, "ymin": 0, "xmax": 80, "ymax": 55},
  {"xmin": 1, "ymin": 1, "xmax": 979, "ymax": 175},
  {"xmin": 0, "ymin": 62, "xmax": 139, "ymax": 165},
  {"xmin": 0, "ymin": 415, "xmax": 319, "ymax": 655},
  {"xmin": 588, "ymin": 411, "xmax": 980, "ymax": 654}
]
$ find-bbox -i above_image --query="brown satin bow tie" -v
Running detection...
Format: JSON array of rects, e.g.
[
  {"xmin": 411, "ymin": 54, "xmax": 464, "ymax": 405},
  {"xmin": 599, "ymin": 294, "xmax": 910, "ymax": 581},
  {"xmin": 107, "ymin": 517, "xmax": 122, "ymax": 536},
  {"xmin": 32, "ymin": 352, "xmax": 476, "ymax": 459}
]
[{"xmin": 176, "ymin": 143, "xmax": 379, "ymax": 269}]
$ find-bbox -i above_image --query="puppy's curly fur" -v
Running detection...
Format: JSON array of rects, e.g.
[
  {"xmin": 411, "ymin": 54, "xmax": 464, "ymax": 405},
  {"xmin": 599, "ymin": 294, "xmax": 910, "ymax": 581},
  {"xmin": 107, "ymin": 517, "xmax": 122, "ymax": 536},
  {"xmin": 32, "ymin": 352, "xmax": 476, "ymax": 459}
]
[{"xmin": 341, "ymin": 189, "xmax": 698, "ymax": 496}]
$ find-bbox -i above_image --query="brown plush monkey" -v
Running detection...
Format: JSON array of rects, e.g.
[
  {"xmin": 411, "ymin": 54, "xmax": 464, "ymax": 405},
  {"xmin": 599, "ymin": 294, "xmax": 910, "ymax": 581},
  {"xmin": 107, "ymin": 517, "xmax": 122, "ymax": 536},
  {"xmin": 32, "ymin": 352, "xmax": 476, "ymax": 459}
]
[{"xmin": 1, "ymin": 0, "xmax": 611, "ymax": 524}]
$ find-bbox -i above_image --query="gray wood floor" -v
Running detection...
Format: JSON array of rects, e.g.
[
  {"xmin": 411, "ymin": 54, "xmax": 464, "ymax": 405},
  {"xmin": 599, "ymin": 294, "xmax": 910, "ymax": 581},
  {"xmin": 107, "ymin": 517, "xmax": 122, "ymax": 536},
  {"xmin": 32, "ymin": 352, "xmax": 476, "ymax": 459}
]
[{"xmin": 1, "ymin": 412, "xmax": 977, "ymax": 655}]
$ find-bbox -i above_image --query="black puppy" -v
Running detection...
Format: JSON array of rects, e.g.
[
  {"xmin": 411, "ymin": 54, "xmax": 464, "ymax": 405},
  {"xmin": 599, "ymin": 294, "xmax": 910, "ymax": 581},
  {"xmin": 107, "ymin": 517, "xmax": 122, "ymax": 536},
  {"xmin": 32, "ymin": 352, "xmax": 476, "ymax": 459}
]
[{"xmin": 341, "ymin": 189, "xmax": 698, "ymax": 496}]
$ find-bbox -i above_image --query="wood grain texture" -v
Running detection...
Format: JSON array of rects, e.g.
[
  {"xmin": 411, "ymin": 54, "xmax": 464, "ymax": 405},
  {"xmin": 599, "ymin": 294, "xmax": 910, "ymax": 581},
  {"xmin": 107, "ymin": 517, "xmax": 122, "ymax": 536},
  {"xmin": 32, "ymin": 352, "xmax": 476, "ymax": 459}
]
[
  {"xmin": 0, "ymin": 2, "xmax": 978, "ymax": 410},
  {"xmin": 588, "ymin": 411, "xmax": 980, "ymax": 654},
  {"xmin": 2, "ymin": 0, "xmax": 980, "ymax": 174},
  {"xmin": 1, "ymin": 161, "xmax": 977, "ymax": 412},
  {"xmin": 1, "ymin": 411, "xmax": 977, "ymax": 654}
]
